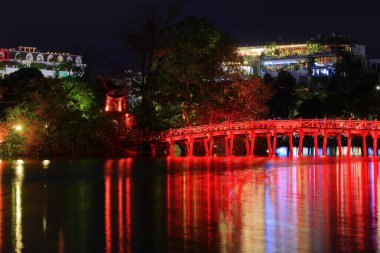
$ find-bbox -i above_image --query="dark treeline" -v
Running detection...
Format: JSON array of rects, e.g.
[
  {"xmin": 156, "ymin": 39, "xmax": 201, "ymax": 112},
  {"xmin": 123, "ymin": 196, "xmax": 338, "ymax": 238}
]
[{"xmin": 265, "ymin": 62, "xmax": 380, "ymax": 120}]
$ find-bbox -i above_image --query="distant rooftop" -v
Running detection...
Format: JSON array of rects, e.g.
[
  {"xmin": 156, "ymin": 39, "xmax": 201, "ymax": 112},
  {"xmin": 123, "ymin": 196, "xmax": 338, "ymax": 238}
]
[{"xmin": 0, "ymin": 46, "xmax": 76, "ymax": 56}]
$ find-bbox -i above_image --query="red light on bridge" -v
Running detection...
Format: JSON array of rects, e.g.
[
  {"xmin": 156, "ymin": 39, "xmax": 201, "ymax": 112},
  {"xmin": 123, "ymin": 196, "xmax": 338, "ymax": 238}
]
[{"xmin": 151, "ymin": 119, "xmax": 380, "ymax": 158}]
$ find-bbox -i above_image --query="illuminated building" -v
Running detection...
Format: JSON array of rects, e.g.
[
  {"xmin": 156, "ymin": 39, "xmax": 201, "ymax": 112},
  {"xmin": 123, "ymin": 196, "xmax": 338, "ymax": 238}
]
[
  {"xmin": 0, "ymin": 46, "xmax": 85, "ymax": 78},
  {"xmin": 104, "ymin": 78, "xmax": 128, "ymax": 113},
  {"xmin": 103, "ymin": 78, "xmax": 131, "ymax": 137},
  {"xmin": 238, "ymin": 34, "xmax": 367, "ymax": 86},
  {"xmin": 103, "ymin": 71, "xmax": 144, "ymax": 139}
]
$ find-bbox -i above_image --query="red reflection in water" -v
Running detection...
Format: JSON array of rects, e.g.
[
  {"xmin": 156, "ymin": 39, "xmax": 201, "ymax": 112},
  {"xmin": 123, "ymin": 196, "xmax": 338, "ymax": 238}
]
[
  {"xmin": 166, "ymin": 158, "xmax": 172, "ymax": 249},
  {"xmin": 165, "ymin": 157, "xmax": 380, "ymax": 252},
  {"xmin": 104, "ymin": 161, "xmax": 112, "ymax": 253},
  {"xmin": 104, "ymin": 159, "xmax": 132, "ymax": 253},
  {"xmin": 185, "ymin": 158, "xmax": 190, "ymax": 242},
  {"xmin": 118, "ymin": 177, "xmax": 124, "ymax": 253},
  {"xmin": 206, "ymin": 158, "xmax": 211, "ymax": 249},
  {"xmin": 125, "ymin": 177, "xmax": 131, "ymax": 252},
  {"xmin": 0, "ymin": 160, "xmax": 2, "ymax": 249}
]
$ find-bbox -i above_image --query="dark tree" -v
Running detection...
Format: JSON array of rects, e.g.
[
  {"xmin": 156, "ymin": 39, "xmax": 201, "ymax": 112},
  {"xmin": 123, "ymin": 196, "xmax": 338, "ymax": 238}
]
[
  {"xmin": 121, "ymin": 1, "xmax": 184, "ymax": 130},
  {"xmin": 268, "ymin": 70, "xmax": 297, "ymax": 119},
  {"xmin": 298, "ymin": 96, "xmax": 325, "ymax": 118},
  {"xmin": 153, "ymin": 16, "xmax": 242, "ymax": 127}
]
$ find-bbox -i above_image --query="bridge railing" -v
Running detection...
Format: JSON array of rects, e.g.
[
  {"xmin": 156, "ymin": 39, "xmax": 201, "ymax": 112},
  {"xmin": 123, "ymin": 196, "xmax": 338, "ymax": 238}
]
[{"xmin": 151, "ymin": 119, "xmax": 380, "ymax": 142}]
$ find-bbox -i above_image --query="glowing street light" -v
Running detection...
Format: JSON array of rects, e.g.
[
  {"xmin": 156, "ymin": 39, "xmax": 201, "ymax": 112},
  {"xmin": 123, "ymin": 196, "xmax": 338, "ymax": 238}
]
[
  {"xmin": 42, "ymin": 160, "xmax": 50, "ymax": 169},
  {"xmin": 376, "ymin": 85, "xmax": 380, "ymax": 91},
  {"xmin": 14, "ymin": 125, "xmax": 23, "ymax": 131}
]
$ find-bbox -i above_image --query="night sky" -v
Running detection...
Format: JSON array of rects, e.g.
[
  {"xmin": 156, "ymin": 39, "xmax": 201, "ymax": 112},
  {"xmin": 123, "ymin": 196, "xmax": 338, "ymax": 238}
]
[{"xmin": 1, "ymin": 0, "xmax": 380, "ymax": 74}]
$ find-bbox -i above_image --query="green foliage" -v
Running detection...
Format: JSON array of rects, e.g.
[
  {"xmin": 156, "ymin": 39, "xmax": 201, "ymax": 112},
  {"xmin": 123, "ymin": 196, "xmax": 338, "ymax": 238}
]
[
  {"xmin": 0, "ymin": 73, "xmax": 119, "ymax": 158},
  {"xmin": 61, "ymin": 79, "xmax": 97, "ymax": 119},
  {"xmin": 124, "ymin": 9, "xmax": 272, "ymax": 130},
  {"xmin": 263, "ymin": 42, "xmax": 278, "ymax": 56},
  {"xmin": 0, "ymin": 61, "xmax": 25, "ymax": 69},
  {"xmin": 151, "ymin": 16, "xmax": 243, "ymax": 128},
  {"xmin": 0, "ymin": 130, "xmax": 26, "ymax": 158},
  {"xmin": 306, "ymin": 41, "xmax": 323, "ymax": 55}
]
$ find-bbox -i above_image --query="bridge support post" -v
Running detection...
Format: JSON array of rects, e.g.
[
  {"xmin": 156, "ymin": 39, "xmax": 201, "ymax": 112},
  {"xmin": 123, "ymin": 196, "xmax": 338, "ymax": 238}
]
[
  {"xmin": 272, "ymin": 134, "xmax": 277, "ymax": 157},
  {"xmin": 209, "ymin": 137, "xmax": 214, "ymax": 157},
  {"xmin": 374, "ymin": 136, "xmax": 378, "ymax": 157},
  {"xmin": 245, "ymin": 136, "xmax": 250, "ymax": 157},
  {"xmin": 266, "ymin": 135, "xmax": 272, "ymax": 157},
  {"xmin": 204, "ymin": 139, "xmax": 209, "ymax": 157},
  {"xmin": 288, "ymin": 134, "xmax": 293, "ymax": 156},
  {"xmin": 229, "ymin": 134, "xmax": 234, "ymax": 157},
  {"xmin": 337, "ymin": 134, "xmax": 342, "ymax": 156},
  {"xmin": 151, "ymin": 144, "xmax": 156, "ymax": 157},
  {"xmin": 169, "ymin": 139, "xmax": 174, "ymax": 157},
  {"xmin": 188, "ymin": 137, "xmax": 194, "ymax": 157},
  {"xmin": 322, "ymin": 135, "xmax": 327, "ymax": 156},
  {"xmin": 250, "ymin": 134, "xmax": 256, "ymax": 157},
  {"xmin": 225, "ymin": 136, "xmax": 230, "ymax": 157},
  {"xmin": 185, "ymin": 141, "xmax": 189, "ymax": 156},
  {"xmin": 362, "ymin": 134, "xmax": 367, "ymax": 157},
  {"xmin": 347, "ymin": 135, "xmax": 352, "ymax": 157},
  {"xmin": 298, "ymin": 134, "xmax": 304, "ymax": 156},
  {"xmin": 314, "ymin": 134, "xmax": 319, "ymax": 156}
]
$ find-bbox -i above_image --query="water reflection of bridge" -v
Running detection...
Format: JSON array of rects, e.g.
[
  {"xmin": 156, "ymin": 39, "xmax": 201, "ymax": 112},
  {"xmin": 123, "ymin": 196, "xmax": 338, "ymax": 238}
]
[
  {"xmin": 165, "ymin": 158, "xmax": 380, "ymax": 252},
  {"xmin": 150, "ymin": 119, "xmax": 380, "ymax": 157}
]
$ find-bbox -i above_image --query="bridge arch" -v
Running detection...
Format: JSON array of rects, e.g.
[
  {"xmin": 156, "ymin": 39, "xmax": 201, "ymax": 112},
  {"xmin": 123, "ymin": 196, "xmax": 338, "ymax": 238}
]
[{"xmin": 150, "ymin": 119, "xmax": 380, "ymax": 158}]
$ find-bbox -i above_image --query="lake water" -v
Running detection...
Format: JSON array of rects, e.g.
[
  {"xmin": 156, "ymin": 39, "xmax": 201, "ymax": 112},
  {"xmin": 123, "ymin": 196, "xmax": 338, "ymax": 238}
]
[{"xmin": 0, "ymin": 155, "xmax": 379, "ymax": 252}]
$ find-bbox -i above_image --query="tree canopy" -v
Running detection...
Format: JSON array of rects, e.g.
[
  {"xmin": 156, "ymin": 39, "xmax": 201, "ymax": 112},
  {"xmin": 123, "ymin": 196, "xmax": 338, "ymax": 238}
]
[
  {"xmin": 0, "ymin": 73, "xmax": 119, "ymax": 158},
  {"xmin": 124, "ymin": 12, "xmax": 273, "ymax": 130},
  {"xmin": 267, "ymin": 70, "xmax": 298, "ymax": 119},
  {"xmin": 153, "ymin": 16, "xmax": 243, "ymax": 126}
]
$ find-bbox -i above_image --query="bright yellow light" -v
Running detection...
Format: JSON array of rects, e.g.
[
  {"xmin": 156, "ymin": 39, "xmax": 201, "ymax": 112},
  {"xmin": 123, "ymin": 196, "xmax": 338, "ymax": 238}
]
[
  {"xmin": 42, "ymin": 160, "xmax": 50, "ymax": 169},
  {"xmin": 43, "ymin": 217, "xmax": 47, "ymax": 233},
  {"xmin": 16, "ymin": 159, "xmax": 24, "ymax": 165},
  {"xmin": 14, "ymin": 125, "xmax": 23, "ymax": 131}
]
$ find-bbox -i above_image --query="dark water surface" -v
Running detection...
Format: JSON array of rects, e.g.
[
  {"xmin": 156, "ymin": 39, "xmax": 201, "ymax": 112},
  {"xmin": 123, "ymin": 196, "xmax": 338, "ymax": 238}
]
[{"xmin": 0, "ymin": 156, "xmax": 379, "ymax": 252}]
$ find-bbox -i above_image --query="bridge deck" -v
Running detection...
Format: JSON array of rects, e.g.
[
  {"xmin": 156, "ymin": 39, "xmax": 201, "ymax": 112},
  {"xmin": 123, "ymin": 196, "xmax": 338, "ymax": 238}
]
[{"xmin": 150, "ymin": 119, "xmax": 380, "ymax": 157}]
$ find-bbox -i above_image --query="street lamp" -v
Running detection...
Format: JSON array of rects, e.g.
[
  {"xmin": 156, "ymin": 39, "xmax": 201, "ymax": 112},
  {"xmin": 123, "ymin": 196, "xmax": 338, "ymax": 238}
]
[{"xmin": 14, "ymin": 124, "xmax": 22, "ymax": 131}]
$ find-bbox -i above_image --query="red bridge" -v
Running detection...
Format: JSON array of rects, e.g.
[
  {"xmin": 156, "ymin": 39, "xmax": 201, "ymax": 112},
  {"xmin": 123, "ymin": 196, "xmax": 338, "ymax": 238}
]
[{"xmin": 150, "ymin": 119, "xmax": 380, "ymax": 157}]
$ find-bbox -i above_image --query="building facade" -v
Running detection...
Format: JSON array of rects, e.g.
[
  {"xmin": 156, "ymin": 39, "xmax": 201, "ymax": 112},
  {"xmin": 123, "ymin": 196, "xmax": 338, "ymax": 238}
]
[
  {"xmin": 0, "ymin": 46, "xmax": 85, "ymax": 78},
  {"xmin": 368, "ymin": 59, "xmax": 380, "ymax": 73},
  {"xmin": 103, "ymin": 77, "xmax": 130, "ymax": 137},
  {"xmin": 238, "ymin": 34, "xmax": 367, "ymax": 86}
]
